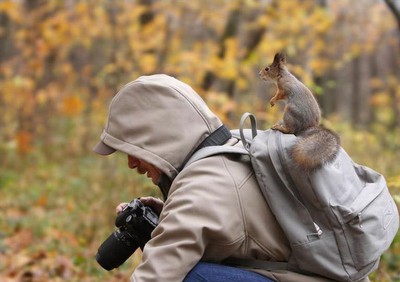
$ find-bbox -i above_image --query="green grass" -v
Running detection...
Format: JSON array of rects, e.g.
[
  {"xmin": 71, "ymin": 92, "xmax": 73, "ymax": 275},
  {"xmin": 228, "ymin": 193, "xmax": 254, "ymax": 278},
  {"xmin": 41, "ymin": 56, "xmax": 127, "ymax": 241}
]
[
  {"xmin": 0, "ymin": 140, "xmax": 159, "ymax": 281},
  {"xmin": 0, "ymin": 118, "xmax": 399, "ymax": 281}
]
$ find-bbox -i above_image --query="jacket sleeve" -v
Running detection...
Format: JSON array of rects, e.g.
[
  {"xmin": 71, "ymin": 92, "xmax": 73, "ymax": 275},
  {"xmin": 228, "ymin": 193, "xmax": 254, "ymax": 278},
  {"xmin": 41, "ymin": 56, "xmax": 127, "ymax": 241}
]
[{"xmin": 130, "ymin": 156, "xmax": 246, "ymax": 282}]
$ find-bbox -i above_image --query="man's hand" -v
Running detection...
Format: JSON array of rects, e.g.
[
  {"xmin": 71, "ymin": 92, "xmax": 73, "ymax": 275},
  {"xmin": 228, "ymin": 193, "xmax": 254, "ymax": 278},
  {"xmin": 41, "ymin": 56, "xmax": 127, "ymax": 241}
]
[
  {"xmin": 116, "ymin": 196, "xmax": 164, "ymax": 216},
  {"xmin": 115, "ymin": 202, "xmax": 129, "ymax": 214},
  {"xmin": 139, "ymin": 196, "xmax": 164, "ymax": 216}
]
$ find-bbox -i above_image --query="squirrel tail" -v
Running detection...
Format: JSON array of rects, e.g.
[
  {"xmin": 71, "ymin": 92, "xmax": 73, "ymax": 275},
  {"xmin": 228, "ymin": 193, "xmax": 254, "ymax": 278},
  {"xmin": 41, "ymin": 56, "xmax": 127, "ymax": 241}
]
[{"xmin": 290, "ymin": 126, "xmax": 341, "ymax": 171}]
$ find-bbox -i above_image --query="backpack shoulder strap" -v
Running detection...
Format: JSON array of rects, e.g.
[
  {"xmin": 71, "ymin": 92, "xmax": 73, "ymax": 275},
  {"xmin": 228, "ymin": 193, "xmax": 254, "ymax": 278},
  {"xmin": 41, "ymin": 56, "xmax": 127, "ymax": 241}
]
[
  {"xmin": 185, "ymin": 145, "xmax": 249, "ymax": 168},
  {"xmin": 185, "ymin": 112, "xmax": 259, "ymax": 167}
]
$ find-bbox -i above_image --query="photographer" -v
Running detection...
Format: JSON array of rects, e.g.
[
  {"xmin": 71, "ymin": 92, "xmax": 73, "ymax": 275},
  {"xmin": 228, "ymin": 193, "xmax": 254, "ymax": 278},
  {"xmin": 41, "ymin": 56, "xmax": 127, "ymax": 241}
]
[{"xmin": 93, "ymin": 74, "xmax": 338, "ymax": 282}]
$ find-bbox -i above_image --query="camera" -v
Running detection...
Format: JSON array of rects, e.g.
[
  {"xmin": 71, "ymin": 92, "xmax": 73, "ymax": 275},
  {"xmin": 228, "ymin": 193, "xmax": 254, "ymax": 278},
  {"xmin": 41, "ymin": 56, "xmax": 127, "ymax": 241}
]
[{"xmin": 95, "ymin": 199, "xmax": 159, "ymax": 271}]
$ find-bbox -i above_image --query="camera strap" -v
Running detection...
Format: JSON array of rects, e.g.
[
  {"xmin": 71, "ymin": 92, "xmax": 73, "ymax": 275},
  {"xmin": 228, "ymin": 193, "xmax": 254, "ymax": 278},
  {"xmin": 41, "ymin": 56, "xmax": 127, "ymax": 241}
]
[
  {"xmin": 158, "ymin": 125, "xmax": 232, "ymax": 200},
  {"xmin": 178, "ymin": 124, "xmax": 232, "ymax": 172},
  {"xmin": 157, "ymin": 173, "xmax": 172, "ymax": 200}
]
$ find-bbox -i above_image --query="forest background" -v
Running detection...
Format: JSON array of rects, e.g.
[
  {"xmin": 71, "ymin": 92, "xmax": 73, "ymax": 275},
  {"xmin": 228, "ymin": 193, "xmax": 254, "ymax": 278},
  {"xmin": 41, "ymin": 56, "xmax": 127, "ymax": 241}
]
[{"xmin": 1, "ymin": 0, "xmax": 400, "ymax": 281}]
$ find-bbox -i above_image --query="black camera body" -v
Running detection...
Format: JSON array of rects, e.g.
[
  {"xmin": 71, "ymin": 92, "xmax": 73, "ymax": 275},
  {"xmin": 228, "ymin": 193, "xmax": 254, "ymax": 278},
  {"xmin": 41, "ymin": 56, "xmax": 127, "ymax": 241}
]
[{"xmin": 96, "ymin": 199, "xmax": 159, "ymax": 271}]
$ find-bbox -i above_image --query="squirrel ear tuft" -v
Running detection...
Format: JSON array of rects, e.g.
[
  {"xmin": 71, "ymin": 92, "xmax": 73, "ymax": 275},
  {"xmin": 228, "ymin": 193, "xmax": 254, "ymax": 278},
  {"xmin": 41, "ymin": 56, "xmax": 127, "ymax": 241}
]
[{"xmin": 273, "ymin": 52, "xmax": 286, "ymax": 65}]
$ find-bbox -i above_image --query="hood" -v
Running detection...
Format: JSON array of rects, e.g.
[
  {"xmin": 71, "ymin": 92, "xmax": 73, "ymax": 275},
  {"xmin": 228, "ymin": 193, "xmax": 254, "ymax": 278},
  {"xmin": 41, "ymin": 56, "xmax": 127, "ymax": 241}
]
[{"xmin": 94, "ymin": 74, "xmax": 224, "ymax": 182}]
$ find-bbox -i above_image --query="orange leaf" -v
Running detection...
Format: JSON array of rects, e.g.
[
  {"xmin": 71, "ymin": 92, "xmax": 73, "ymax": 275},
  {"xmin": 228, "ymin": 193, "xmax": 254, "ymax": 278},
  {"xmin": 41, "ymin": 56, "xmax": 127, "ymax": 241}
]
[
  {"xmin": 16, "ymin": 131, "xmax": 33, "ymax": 154},
  {"xmin": 36, "ymin": 195, "xmax": 48, "ymax": 207},
  {"xmin": 61, "ymin": 96, "xmax": 84, "ymax": 116}
]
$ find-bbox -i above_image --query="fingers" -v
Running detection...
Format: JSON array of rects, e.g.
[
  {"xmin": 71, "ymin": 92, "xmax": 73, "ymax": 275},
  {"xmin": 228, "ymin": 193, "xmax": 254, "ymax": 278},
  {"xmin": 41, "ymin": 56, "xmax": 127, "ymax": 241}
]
[
  {"xmin": 116, "ymin": 202, "xmax": 129, "ymax": 214},
  {"xmin": 139, "ymin": 196, "xmax": 164, "ymax": 215},
  {"xmin": 116, "ymin": 197, "xmax": 164, "ymax": 216}
]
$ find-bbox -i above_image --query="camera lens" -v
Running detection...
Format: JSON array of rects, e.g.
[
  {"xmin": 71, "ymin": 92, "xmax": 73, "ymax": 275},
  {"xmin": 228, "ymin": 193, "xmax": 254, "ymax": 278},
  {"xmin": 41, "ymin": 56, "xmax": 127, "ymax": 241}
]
[{"xmin": 95, "ymin": 229, "xmax": 139, "ymax": 270}]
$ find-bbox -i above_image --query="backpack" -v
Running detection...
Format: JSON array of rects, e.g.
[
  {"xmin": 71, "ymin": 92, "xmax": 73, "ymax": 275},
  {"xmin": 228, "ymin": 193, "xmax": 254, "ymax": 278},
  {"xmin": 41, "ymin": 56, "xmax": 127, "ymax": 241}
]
[{"xmin": 186, "ymin": 112, "xmax": 399, "ymax": 282}]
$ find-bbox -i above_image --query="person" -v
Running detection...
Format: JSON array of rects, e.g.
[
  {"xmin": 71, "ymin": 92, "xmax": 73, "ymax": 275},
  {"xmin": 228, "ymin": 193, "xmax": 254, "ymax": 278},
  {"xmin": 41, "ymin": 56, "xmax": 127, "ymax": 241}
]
[{"xmin": 93, "ymin": 74, "xmax": 346, "ymax": 282}]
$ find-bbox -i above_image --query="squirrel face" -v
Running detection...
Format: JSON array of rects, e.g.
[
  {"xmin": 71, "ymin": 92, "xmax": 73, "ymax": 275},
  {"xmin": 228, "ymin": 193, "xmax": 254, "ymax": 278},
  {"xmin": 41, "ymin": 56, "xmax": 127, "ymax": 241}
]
[{"xmin": 259, "ymin": 52, "xmax": 286, "ymax": 81}]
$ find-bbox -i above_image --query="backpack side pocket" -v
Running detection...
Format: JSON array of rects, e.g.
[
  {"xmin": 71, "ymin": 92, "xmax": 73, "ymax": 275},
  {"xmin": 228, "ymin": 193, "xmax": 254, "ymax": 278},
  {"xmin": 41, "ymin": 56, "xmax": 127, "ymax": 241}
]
[{"xmin": 330, "ymin": 173, "xmax": 399, "ymax": 270}]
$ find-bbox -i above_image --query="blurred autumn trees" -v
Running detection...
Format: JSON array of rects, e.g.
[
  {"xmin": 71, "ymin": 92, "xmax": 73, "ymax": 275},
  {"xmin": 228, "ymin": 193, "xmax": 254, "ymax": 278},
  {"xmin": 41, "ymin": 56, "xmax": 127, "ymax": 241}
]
[
  {"xmin": 1, "ymin": 0, "xmax": 399, "ymax": 155},
  {"xmin": 1, "ymin": 0, "xmax": 400, "ymax": 281}
]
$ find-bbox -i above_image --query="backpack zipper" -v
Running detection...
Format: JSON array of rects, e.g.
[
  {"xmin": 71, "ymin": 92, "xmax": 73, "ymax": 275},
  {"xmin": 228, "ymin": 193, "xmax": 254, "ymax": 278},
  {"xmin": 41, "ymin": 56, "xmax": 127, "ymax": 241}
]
[{"xmin": 275, "ymin": 132, "xmax": 323, "ymax": 237}]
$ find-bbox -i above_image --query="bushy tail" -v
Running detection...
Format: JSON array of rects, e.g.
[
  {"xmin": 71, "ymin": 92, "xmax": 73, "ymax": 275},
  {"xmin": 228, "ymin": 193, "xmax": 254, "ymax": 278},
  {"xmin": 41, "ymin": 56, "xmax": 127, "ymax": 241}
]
[{"xmin": 290, "ymin": 126, "xmax": 340, "ymax": 172}]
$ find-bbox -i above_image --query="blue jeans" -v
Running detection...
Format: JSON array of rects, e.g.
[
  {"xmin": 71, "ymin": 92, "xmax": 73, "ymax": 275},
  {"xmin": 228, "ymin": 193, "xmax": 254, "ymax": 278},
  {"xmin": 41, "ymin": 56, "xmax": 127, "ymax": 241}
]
[{"xmin": 184, "ymin": 262, "xmax": 275, "ymax": 282}]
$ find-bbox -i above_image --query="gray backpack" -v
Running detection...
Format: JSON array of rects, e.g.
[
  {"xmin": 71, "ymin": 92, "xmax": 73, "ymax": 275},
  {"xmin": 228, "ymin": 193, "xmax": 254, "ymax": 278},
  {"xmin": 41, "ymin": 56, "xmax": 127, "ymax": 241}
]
[{"xmin": 187, "ymin": 113, "xmax": 399, "ymax": 282}]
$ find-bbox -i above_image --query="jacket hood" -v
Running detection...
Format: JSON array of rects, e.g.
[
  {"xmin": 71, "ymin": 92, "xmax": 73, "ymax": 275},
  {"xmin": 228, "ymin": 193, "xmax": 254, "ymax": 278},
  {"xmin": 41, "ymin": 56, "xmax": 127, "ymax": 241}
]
[{"xmin": 94, "ymin": 74, "xmax": 224, "ymax": 181}]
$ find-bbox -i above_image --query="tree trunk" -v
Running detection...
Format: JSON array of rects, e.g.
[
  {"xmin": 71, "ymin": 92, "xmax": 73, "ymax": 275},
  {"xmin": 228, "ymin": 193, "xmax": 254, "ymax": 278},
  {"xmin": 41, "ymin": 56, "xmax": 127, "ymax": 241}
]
[{"xmin": 351, "ymin": 53, "xmax": 372, "ymax": 128}]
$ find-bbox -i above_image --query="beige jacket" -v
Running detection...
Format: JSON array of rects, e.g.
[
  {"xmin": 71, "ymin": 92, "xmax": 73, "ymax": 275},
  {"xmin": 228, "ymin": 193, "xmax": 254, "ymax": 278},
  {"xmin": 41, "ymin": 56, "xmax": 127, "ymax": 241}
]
[{"xmin": 94, "ymin": 74, "xmax": 370, "ymax": 282}]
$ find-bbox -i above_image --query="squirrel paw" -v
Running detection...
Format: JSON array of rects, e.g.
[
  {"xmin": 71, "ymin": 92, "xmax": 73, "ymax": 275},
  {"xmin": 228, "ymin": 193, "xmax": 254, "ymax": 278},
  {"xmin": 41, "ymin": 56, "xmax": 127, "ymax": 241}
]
[
  {"xmin": 271, "ymin": 124, "xmax": 292, "ymax": 134},
  {"xmin": 271, "ymin": 124, "xmax": 280, "ymax": 130}
]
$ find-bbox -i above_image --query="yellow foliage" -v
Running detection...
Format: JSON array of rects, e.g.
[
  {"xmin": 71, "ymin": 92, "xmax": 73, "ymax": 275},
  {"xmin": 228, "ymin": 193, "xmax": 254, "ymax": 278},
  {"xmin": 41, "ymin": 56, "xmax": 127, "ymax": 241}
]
[
  {"xmin": 205, "ymin": 91, "xmax": 236, "ymax": 124},
  {"xmin": 36, "ymin": 90, "xmax": 48, "ymax": 106},
  {"xmin": 370, "ymin": 92, "xmax": 391, "ymax": 107},
  {"xmin": 257, "ymin": 15, "xmax": 270, "ymax": 28},
  {"xmin": 0, "ymin": 1, "xmax": 22, "ymax": 23},
  {"xmin": 237, "ymin": 77, "xmax": 248, "ymax": 91},
  {"xmin": 370, "ymin": 77, "xmax": 385, "ymax": 90},
  {"xmin": 139, "ymin": 54, "xmax": 157, "ymax": 74},
  {"xmin": 75, "ymin": 2, "xmax": 88, "ymax": 15},
  {"xmin": 310, "ymin": 59, "xmax": 330, "ymax": 75},
  {"xmin": 388, "ymin": 75, "xmax": 399, "ymax": 88},
  {"xmin": 220, "ymin": 62, "xmax": 238, "ymax": 80}
]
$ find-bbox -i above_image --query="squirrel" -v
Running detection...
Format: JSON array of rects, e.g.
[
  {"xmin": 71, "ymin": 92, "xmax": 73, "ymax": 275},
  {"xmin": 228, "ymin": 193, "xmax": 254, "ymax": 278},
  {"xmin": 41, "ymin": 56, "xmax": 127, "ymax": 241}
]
[{"xmin": 259, "ymin": 52, "xmax": 340, "ymax": 171}]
